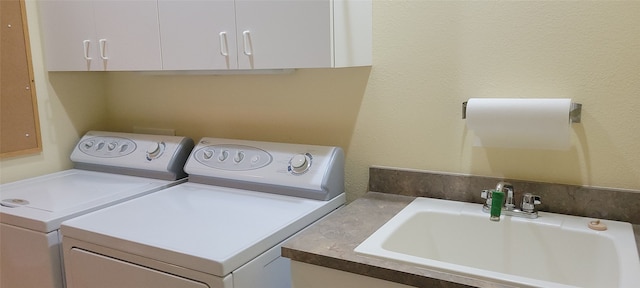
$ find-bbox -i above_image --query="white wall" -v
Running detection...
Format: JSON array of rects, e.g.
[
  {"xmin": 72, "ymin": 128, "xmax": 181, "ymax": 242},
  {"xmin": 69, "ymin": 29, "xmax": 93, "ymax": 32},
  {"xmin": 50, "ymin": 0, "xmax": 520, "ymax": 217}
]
[{"xmin": 4, "ymin": 1, "xmax": 639, "ymax": 202}]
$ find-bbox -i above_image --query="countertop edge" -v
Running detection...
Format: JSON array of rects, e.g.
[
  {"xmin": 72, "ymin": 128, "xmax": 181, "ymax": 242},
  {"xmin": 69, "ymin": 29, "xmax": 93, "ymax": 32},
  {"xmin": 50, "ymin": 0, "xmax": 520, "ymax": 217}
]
[{"xmin": 283, "ymin": 192, "xmax": 640, "ymax": 288}]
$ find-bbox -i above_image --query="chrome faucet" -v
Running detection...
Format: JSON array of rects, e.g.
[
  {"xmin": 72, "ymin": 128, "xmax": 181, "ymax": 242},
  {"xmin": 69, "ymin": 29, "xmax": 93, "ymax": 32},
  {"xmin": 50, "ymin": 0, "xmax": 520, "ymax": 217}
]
[
  {"xmin": 495, "ymin": 181, "xmax": 515, "ymax": 211},
  {"xmin": 480, "ymin": 181, "xmax": 541, "ymax": 219}
]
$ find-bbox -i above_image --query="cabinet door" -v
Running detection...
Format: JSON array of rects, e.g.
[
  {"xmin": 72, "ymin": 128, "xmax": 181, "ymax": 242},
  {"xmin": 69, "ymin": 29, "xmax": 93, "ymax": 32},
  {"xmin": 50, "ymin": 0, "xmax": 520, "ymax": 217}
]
[
  {"xmin": 93, "ymin": 0, "xmax": 162, "ymax": 70},
  {"xmin": 235, "ymin": 0, "xmax": 332, "ymax": 69},
  {"xmin": 38, "ymin": 0, "xmax": 98, "ymax": 71},
  {"xmin": 159, "ymin": 0, "xmax": 237, "ymax": 70}
]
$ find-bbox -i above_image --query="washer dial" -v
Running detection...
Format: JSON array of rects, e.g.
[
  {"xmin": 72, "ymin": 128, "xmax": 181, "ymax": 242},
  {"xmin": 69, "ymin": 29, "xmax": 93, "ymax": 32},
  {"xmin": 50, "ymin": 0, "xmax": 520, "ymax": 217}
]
[
  {"xmin": 289, "ymin": 153, "xmax": 312, "ymax": 174},
  {"xmin": 146, "ymin": 142, "xmax": 166, "ymax": 160}
]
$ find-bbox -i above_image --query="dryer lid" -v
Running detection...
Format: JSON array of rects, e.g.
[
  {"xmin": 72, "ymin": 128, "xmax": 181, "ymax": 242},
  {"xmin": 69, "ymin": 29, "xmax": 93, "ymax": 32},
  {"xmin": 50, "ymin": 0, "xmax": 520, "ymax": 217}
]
[{"xmin": 61, "ymin": 183, "xmax": 345, "ymax": 277}]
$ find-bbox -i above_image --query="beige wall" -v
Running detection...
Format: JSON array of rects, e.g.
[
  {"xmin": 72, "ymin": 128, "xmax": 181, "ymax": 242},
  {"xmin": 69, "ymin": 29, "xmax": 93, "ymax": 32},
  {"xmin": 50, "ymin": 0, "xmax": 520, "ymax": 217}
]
[
  {"xmin": 4, "ymin": 1, "xmax": 639, "ymax": 202},
  {"xmin": 345, "ymin": 1, "xmax": 640, "ymax": 200},
  {"xmin": 0, "ymin": 1, "xmax": 107, "ymax": 183}
]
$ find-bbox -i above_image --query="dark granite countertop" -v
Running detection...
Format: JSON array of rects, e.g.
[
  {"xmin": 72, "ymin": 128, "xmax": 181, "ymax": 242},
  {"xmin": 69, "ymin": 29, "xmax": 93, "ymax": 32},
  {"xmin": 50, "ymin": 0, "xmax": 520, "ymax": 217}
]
[{"xmin": 282, "ymin": 192, "xmax": 640, "ymax": 288}]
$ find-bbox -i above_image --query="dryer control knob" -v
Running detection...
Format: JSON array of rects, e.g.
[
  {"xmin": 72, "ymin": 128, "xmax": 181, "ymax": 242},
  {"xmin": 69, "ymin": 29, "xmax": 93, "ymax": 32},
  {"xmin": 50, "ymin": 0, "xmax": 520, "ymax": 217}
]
[
  {"xmin": 146, "ymin": 142, "xmax": 165, "ymax": 160},
  {"xmin": 289, "ymin": 153, "xmax": 311, "ymax": 174}
]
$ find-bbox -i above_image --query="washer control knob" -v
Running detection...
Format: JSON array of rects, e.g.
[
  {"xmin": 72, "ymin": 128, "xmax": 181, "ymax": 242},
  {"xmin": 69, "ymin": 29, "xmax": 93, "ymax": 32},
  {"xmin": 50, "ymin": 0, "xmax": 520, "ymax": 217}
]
[
  {"xmin": 219, "ymin": 150, "xmax": 229, "ymax": 162},
  {"xmin": 108, "ymin": 142, "xmax": 117, "ymax": 151},
  {"xmin": 146, "ymin": 142, "xmax": 165, "ymax": 160},
  {"xmin": 83, "ymin": 141, "xmax": 94, "ymax": 149},
  {"xmin": 289, "ymin": 153, "xmax": 311, "ymax": 174},
  {"xmin": 234, "ymin": 151, "xmax": 245, "ymax": 163},
  {"xmin": 203, "ymin": 149, "xmax": 214, "ymax": 160}
]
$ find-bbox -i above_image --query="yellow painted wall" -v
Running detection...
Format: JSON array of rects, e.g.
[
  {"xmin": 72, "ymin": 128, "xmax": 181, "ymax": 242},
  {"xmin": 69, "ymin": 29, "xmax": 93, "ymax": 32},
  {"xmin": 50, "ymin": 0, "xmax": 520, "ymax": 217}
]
[
  {"xmin": 0, "ymin": 1, "xmax": 107, "ymax": 183},
  {"xmin": 350, "ymin": 1, "xmax": 640, "ymax": 199},
  {"xmin": 106, "ymin": 1, "xmax": 640, "ymax": 201},
  {"xmin": 345, "ymin": 1, "xmax": 640, "ymax": 200},
  {"xmin": 4, "ymin": 1, "xmax": 639, "ymax": 203}
]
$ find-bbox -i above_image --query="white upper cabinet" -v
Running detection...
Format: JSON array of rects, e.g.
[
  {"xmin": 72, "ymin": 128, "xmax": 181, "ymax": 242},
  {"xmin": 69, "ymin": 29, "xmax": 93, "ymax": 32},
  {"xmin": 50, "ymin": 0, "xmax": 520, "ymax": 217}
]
[
  {"xmin": 39, "ymin": 0, "xmax": 371, "ymax": 71},
  {"xmin": 92, "ymin": 0, "xmax": 162, "ymax": 70},
  {"xmin": 39, "ymin": 0, "xmax": 97, "ymax": 71},
  {"xmin": 234, "ymin": 0, "xmax": 372, "ymax": 69},
  {"xmin": 235, "ymin": 0, "xmax": 333, "ymax": 69},
  {"xmin": 39, "ymin": 0, "xmax": 162, "ymax": 71},
  {"xmin": 158, "ymin": 0, "xmax": 238, "ymax": 70},
  {"xmin": 331, "ymin": 0, "xmax": 372, "ymax": 67},
  {"xmin": 160, "ymin": 0, "xmax": 372, "ymax": 70}
]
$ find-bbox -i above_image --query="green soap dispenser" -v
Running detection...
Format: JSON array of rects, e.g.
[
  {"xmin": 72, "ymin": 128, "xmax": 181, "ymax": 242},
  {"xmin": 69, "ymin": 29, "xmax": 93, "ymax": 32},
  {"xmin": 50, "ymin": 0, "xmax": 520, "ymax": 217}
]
[{"xmin": 490, "ymin": 190, "xmax": 504, "ymax": 222}]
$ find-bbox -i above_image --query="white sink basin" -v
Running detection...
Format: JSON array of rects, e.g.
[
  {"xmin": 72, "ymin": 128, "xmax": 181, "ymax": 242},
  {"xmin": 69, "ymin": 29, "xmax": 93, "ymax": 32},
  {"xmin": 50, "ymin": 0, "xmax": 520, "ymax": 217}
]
[{"xmin": 355, "ymin": 197, "xmax": 640, "ymax": 288}]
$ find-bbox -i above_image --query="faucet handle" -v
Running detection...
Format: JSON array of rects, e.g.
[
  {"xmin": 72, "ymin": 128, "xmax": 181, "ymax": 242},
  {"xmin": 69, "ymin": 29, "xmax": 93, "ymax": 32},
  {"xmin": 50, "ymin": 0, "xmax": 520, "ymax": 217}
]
[
  {"xmin": 521, "ymin": 193, "xmax": 541, "ymax": 212},
  {"xmin": 480, "ymin": 190, "xmax": 492, "ymax": 206}
]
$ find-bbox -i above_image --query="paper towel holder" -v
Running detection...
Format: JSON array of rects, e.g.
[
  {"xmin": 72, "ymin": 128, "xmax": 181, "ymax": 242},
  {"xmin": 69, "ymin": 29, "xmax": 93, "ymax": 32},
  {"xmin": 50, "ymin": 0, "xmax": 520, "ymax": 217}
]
[{"xmin": 462, "ymin": 101, "xmax": 582, "ymax": 123}]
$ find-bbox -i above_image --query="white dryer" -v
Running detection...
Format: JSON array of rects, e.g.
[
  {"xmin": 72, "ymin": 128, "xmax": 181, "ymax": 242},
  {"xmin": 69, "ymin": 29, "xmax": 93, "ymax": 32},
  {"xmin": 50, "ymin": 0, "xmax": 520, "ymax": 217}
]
[
  {"xmin": 0, "ymin": 131, "xmax": 194, "ymax": 288},
  {"xmin": 60, "ymin": 137, "xmax": 346, "ymax": 288}
]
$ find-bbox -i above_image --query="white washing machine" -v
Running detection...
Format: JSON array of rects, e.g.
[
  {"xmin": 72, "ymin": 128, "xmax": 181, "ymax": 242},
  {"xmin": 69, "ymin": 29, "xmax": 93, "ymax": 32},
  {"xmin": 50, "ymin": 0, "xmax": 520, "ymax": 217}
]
[
  {"xmin": 60, "ymin": 137, "xmax": 346, "ymax": 288},
  {"xmin": 0, "ymin": 131, "xmax": 194, "ymax": 288}
]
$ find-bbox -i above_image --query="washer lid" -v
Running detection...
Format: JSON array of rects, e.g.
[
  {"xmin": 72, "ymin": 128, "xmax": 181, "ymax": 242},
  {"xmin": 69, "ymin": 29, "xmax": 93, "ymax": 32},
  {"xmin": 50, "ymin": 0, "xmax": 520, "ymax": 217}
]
[
  {"xmin": 61, "ymin": 183, "xmax": 345, "ymax": 277},
  {"xmin": 0, "ymin": 169, "xmax": 177, "ymax": 233}
]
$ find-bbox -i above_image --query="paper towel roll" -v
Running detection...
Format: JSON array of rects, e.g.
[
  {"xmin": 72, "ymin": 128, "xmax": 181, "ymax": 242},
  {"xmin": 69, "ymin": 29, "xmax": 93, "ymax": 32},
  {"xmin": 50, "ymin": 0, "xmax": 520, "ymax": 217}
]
[{"xmin": 466, "ymin": 98, "xmax": 572, "ymax": 150}]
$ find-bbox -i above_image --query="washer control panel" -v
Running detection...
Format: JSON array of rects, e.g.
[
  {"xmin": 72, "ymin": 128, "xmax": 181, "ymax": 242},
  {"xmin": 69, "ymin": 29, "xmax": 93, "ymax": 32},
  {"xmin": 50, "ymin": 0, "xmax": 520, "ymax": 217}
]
[
  {"xmin": 70, "ymin": 131, "xmax": 194, "ymax": 180},
  {"xmin": 194, "ymin": 144, "xmax": 272, "ymax": 171},
  {"xmin": 78, "ymin": 136, "xmax": 138, "ymax": 158},
  {"xmin": 185, "ymin": 137, "xmax": 344, "ymax": 200}
]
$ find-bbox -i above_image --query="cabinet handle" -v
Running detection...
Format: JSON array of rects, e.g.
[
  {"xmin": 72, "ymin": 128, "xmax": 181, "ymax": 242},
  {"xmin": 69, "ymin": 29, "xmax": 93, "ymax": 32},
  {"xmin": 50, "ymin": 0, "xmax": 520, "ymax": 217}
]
[
  {"xmin": 219, "ymin": 32, "xmax": 229, "ymax": 57},
  {"xmin": 83, "ymin": 40, "xmax": 92, "ymax": 60},
  {"xmin": 242, "ymin": 30, "xmax": 252, "ymax": 56},
  {"xmin": 99, "ymin": 39, "xmax": 109, "ymax": 60}
]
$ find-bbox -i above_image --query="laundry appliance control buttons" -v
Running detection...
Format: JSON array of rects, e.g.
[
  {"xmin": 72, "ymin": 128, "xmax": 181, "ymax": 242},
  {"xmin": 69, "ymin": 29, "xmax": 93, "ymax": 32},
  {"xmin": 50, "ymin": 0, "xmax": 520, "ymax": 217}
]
[
  {"xmin": 77, "ymin": 136, "xmax": 137, "ymax": 158},
  {"xmin": 193, "ymin": 145, "xmax": 272, "ymax": 171},
  {"xmin": 234, "ymin": 151, "xmax": 245, "ymax": 163},
  {"xmin": 203, "ymin": 150, "xmax": 214, "ymax": 160},
  {"xmin": 83, "ymin": 141, "xmax": 95, "ymax": 149},
  {"xmin": 219, "ymin": 150, "xmax": 229, "ymax": 162}
]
